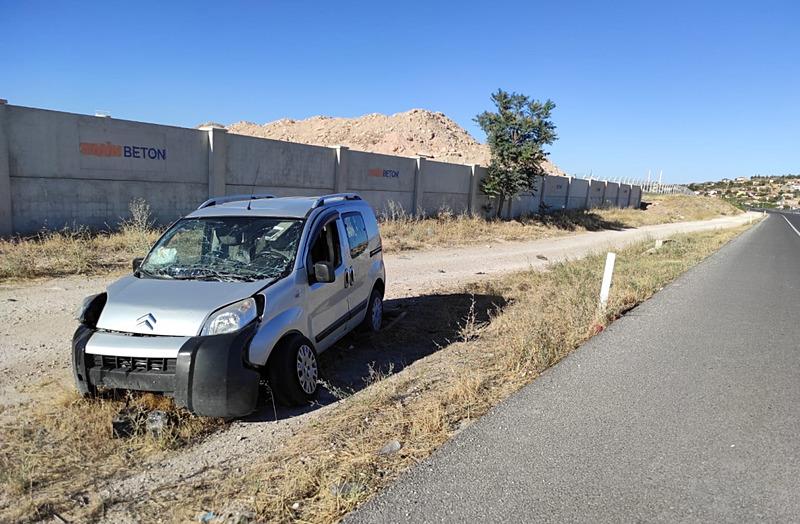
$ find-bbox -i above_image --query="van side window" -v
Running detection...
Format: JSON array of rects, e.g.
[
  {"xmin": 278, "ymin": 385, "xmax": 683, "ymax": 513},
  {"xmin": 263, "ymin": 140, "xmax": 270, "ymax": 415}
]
[
  {"xmin": 342, "ymin": 212, "xmax": 369, "ymax": 258},
  {"xmin": 309, "ymin": 219, "xmax": 342, "ymax": 269}
]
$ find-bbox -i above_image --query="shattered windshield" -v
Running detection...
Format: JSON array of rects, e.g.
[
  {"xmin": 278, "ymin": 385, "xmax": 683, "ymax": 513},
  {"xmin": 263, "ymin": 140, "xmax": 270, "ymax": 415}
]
[{"xmin": 138, "ymin": 216, "xmax": 304, "ymax": 281}]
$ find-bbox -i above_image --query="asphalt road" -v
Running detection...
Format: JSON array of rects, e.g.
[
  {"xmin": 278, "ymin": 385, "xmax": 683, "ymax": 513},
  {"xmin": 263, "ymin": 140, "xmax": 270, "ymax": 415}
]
[{"xmin": 348, "ymin": 212, "xmax": 800, "ymax": 523}]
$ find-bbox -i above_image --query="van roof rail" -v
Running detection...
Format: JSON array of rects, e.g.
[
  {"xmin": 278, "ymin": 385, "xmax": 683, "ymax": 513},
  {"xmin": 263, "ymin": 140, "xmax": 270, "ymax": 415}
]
[
  {"xmin": 311, "ymin": 193, "xmax": 362, "ymax": 209},
  {"xmin": 197, "ymin": 193, "xmax": 276, "ymax": 210}
]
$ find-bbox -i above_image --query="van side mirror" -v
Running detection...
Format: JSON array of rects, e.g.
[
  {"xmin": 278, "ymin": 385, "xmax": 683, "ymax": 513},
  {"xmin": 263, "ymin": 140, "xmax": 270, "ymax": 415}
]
[
  {"xmin": 313, "ymin": 262, "xmax": 335, "ymax": 283},
  {"xmin": 132, "ymin": 257, "xmax": 144, "ymax": 272}
]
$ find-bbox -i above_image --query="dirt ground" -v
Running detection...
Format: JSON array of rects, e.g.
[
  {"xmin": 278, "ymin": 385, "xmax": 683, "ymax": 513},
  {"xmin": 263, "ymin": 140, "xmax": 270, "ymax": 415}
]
[{"xmin": 0, "ymin": 213, "xmax": 753, "ymax": 520}]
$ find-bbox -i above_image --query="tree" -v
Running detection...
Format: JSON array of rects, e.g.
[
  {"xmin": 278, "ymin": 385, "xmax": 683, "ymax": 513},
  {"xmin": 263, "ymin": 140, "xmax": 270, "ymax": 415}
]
[{"xmin": 475, "ymin": 89, "xmax": 557, "ymax": 218}]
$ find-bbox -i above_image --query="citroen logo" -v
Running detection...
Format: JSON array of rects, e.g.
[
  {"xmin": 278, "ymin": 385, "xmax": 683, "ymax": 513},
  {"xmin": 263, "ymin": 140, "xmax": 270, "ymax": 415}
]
[{"xmin": 136, "ymin": 313, "xmax": 157, "ymax": 331}]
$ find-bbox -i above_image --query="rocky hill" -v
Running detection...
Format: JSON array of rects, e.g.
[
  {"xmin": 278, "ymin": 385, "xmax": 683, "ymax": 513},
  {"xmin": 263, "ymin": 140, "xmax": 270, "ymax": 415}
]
[{"xmin": 225, "ymin": 109, "xmax": 565, "ymax": 176}]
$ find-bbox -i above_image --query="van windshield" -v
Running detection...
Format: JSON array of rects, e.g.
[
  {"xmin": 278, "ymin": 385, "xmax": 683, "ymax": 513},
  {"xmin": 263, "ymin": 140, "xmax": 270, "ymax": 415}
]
[{"xmin": 138, "ymin": 217, "xmax": 304, "ymax": 281}]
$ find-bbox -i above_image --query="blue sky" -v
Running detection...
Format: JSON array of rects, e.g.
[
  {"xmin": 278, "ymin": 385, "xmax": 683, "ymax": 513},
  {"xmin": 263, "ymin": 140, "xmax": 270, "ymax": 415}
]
[{"xmin": 1, "ymin": 0, "xmax": 798, "ymax": 183}]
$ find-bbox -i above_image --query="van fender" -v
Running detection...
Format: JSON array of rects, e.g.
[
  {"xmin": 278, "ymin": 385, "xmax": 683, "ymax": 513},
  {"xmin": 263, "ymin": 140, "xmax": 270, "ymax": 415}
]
[{"xmin": 248, "ymin": 306, "xmax": 305, "ymax": 366}]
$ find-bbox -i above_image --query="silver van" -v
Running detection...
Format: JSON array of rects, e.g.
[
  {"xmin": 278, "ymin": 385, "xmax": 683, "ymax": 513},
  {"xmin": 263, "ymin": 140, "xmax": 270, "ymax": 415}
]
[{"xmin": 72, "ymin": 193, "xmax": 386, "ymax": 417}]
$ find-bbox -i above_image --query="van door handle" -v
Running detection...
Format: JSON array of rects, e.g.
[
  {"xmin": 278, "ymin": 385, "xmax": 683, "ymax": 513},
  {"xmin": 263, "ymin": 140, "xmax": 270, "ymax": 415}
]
[
  {"xmin": 349, "ymin": 267, "xmax": 355, "ymax": 282},
  {"xmin": 344, "ymin": 268, "xmax": 350, "ymax": 288}
]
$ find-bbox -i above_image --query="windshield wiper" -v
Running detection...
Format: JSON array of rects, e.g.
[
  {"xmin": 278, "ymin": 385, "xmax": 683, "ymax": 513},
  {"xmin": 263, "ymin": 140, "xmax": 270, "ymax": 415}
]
[
  {"xmin": 171, "ymin": 268, "xmax": 261, "ymax": 282},
  {"xmin": 136, "ymin": 266, "xmax": 174, "ymax": 280}
]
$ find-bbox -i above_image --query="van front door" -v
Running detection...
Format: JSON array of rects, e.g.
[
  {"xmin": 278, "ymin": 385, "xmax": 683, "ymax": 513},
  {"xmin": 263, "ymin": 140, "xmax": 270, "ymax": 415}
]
[{"xmin": 305, "ymin": 216, "xmax": 350, "ymax": 352}]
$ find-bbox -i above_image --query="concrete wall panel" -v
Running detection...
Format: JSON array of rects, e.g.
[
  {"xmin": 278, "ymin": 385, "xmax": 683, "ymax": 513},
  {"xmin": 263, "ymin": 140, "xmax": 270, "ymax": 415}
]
[
  {"xmin": 618, "ymin": 184, "xmax": 632, "ymax": 208},
  {"xmin": 629, "ymin": 186, "xmax": 642, "ymax": 208},
  {"xmin": 587, "ymin": 180, "xmax": 606, "ymax": 208},
  {"xmin": 422, "ymin": 160, "xmax": 471, "ymax": 194},
  {"xmin": 6, "ymin": 106, "xmax": 207, "ymax": 184},
  {"xmin": 225, "ymin": 134, "xmax": 335, "ymax": 189},
  {"xmin": 604, "ymin": 182, "xmax": 620, "ymax": 206},
  {"xmin": 542, "ymin": 175, "xmax": 569, "ymax": 210},
  {"xmin": 346, "ymin": 150, "xmax": 416, "ymax": 192},
  {"xmin": 567, "ymin": 178, "xmax": 589, "ymax": 209}
]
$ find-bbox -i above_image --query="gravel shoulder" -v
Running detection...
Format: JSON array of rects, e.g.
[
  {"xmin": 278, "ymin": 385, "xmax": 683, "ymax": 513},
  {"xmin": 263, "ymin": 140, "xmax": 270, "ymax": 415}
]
[{"xmin": 0, "ymin": 213, "xmax": 755, "ymax": 516}]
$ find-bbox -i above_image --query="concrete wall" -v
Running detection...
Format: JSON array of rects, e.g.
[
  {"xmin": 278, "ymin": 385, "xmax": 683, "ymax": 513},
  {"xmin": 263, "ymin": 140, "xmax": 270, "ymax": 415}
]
[
  {"xmin": 604, "ymin": 182, "xmax": 620, "ymax": 207},
  {"xmin": 0, "ymin": 103, "xmax": 645, "ymax": 235}
]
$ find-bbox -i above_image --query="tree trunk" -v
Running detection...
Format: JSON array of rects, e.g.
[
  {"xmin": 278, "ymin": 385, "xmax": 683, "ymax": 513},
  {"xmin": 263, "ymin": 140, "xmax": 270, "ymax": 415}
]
[{"xmin": 496, "ymin": 194, "xmax": 506, "ymax": 219}]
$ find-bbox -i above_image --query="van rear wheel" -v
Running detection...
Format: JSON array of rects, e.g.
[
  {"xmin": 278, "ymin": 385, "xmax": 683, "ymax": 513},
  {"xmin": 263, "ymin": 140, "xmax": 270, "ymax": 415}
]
[
  {"xmin": 268, "ymin": 334, "xmax": 319, "ymax": 406},
  {"xmin": 359, "ymin": 287, "xmax": 383, "ymax": 332}
]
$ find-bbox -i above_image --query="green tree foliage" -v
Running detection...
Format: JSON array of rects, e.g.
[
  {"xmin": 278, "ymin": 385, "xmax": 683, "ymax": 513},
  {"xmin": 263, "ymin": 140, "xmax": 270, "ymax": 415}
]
[{"xmin": 475, "ymin": 89, "xmax": 558, "ymax": 217}]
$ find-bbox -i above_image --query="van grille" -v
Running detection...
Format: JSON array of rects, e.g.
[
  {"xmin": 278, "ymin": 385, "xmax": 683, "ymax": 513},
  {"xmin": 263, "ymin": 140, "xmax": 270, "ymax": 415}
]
[{"xmin": 92, "ymin": 355, "xmax": 176, "ymax": 373}]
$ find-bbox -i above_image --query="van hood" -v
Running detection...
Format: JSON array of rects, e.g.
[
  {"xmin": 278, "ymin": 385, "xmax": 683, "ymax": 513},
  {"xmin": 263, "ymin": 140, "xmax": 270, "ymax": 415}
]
[{"xmin": 96, "ymin": 276, "xmax": 270, "ymax": 336}]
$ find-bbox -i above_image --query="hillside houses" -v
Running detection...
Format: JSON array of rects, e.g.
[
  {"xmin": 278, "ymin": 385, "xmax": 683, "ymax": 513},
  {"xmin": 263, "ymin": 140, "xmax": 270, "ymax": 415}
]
[{"xmin": 688, "ymin": 174, "xmax": 800, "ymax": 210}]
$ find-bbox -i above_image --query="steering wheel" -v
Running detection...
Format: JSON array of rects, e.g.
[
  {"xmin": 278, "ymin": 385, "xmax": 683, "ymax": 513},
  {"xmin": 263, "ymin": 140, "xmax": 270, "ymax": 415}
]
[{"xmin": 253, "ymin": 250, "xmax": 289, "ymax": 267}]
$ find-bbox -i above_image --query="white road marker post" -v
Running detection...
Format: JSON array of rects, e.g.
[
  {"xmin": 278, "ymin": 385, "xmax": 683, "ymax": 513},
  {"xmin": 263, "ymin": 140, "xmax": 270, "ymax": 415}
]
[{"xmin": 599, "ymin": 252, "xmax": 616, "ymax": 310}]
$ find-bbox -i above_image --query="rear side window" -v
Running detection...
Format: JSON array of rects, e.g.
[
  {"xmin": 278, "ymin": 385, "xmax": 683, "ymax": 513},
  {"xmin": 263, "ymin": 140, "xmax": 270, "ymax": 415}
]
[{"xmin": 342, "ymin": 212, "xmax": 369, "ymax": 258}]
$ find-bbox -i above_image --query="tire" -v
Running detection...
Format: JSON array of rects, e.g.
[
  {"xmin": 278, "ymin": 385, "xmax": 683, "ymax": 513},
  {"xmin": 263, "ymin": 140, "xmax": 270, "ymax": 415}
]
[
  {"xmin": 359, "ymin": 287, "xmax": 383, "ymax": 333},
  {"xmin": 267, "ymin": 334, "xmax": 319, "ymax": 406}
]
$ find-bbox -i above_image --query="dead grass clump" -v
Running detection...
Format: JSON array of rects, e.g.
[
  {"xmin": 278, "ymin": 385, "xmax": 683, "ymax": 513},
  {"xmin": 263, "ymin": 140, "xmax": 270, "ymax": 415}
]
[
  {"xmin": 0, "ymin": 386, "xmax": 224, "ymax": 522},
  {"xmin": 142, "ymin": 226, "xmax": 747, "ymax": 523}
]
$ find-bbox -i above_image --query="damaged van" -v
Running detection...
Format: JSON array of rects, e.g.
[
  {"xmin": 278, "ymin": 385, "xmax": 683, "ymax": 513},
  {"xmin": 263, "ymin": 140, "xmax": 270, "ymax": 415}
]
[{"xmin": 72, "ymin": 193, "xmax": 385, "ymax": 417}]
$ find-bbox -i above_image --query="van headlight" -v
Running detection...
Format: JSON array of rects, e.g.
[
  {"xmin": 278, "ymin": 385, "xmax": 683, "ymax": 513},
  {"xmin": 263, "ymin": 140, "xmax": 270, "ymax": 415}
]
[{"xmin": 201, "ymin": 298, "xmax": 257, "ymax": 336}]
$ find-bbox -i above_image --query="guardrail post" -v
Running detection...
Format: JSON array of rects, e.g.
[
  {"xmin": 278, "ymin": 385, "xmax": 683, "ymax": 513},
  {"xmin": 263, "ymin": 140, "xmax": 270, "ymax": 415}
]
[
  {"xmin": 599, "ymin": 252, "xmax": 616, "ymax": 309},
  {"xmin": 0, "ymin": 100, "xmax": 12, "ymax": 236}
]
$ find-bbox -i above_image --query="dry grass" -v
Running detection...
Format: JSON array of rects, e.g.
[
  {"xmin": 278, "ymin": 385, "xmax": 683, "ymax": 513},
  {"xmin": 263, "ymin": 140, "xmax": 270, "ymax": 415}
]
[
  {"xmin": 0, "ymin": 386, "xmax": 225, "ymax": 522},
  {"xmin": 127, "ymin": 225, "xmax": 747, "ymax": 523},
  {"xmin": 0, "ymin": 196, "xmax": 738, "ymax": 281},
  {"xmin": 0, "ymin": 198, "xmax": 160, "ymax": 282},
  {"xmin": 379, "ymin": 195, "xmax": 740, "ymax": 253},
  {"xmin": 597, "ymin": 194, "xmax": 741, "ymax": 227}
]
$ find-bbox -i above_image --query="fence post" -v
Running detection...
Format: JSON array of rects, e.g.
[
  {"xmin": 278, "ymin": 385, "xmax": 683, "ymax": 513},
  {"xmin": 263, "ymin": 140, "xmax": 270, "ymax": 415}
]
[
  {"xmin": 564, "ymin": 176, "xmax": 572, "ymax": 210},
  {"xmin": 334, "ymin": 146, "xmax": 349, "ymax": 193},
  {"xmin": 201, "ymin": 125, "xmax": 227, "ymax": 198},
  {"xmin": 468, "ymin": 164, "xmax": 480, "ymax": 216},
  {"xmin": 0, "ymin": 100, "xmax": 12, "ymax": 236},
  {"xmin": 413, "ymin": 156, "xmax": 426, "ymax": 216}
]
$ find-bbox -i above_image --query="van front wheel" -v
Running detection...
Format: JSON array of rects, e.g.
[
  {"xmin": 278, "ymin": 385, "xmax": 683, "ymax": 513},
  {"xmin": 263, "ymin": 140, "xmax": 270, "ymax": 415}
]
[{"xmin": 268, "ymin": 335, "xmax": 319, "ymax": 406}]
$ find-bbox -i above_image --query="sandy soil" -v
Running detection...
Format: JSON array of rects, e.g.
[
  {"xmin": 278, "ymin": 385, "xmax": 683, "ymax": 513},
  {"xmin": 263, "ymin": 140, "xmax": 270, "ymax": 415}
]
[{"xmin": 0, "ymin": 213, "xmax": 754, "ymax": 519}]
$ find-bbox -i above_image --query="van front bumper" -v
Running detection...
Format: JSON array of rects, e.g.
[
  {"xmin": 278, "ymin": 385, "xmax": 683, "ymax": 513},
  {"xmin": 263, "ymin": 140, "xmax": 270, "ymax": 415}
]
[{"xmin": 72, "ymin": 324, "xmax": 261, "ymax": 418}]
